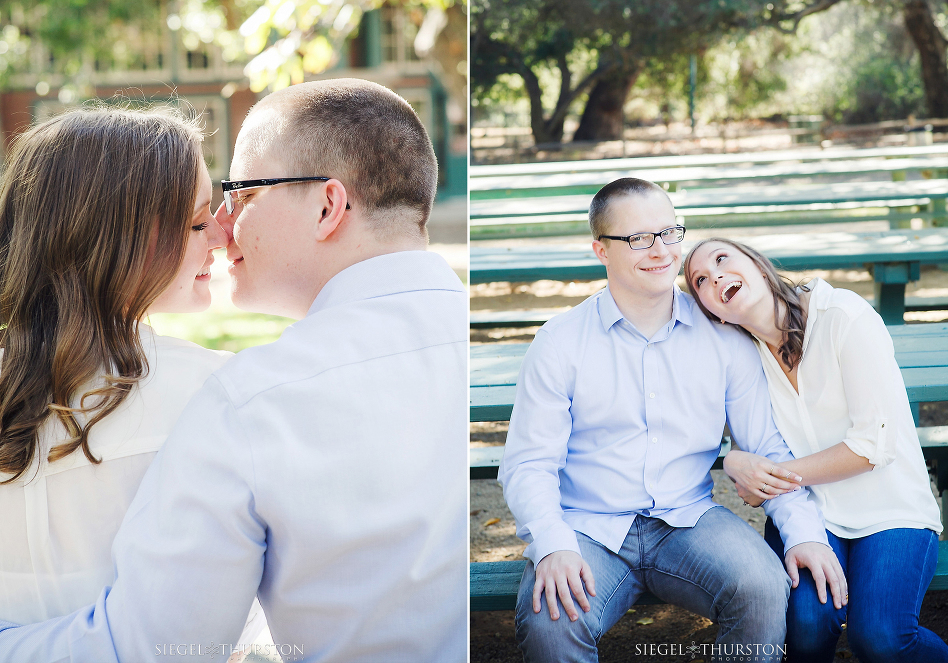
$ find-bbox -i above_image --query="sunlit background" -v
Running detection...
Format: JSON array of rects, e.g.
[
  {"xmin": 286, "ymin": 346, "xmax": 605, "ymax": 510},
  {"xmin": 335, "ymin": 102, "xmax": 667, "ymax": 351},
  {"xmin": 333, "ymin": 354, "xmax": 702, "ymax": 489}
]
[{"xmin": 0, "ymin": 0, "xmax": 468, "ymax": 351}]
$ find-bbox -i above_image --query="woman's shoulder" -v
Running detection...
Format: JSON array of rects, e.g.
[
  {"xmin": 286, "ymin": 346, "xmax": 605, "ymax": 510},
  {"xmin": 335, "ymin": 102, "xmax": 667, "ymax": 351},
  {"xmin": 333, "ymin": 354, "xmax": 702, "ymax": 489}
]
[
  {"xmin": 141, "ymin": 326, "xmax": 232, "ymax": 383},
  {"xmin": 809, "ymin": 279, "xmax": 874, "ymax": 321}
]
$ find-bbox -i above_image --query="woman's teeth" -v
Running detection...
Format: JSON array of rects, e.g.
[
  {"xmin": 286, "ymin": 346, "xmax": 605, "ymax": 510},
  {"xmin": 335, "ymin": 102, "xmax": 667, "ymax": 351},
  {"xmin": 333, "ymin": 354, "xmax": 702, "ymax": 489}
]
[{"xmin": 721, "ymin": 281, "xmax": 742, "ymax": 303}]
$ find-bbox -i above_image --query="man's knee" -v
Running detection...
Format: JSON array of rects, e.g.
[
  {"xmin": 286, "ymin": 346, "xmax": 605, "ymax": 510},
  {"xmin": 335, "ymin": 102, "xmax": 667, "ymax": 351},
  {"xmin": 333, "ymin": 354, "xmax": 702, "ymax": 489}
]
[
  {"xmin": 515, "ymin": 578, "xmax": 599, "ymax": 662},
  {"xmin": 726, "ymin": 565, "xmax": 788, "ymax": 611},
  {"xmin": 712, "ymin": 550, "xmax": 789, "ymax": 633}
]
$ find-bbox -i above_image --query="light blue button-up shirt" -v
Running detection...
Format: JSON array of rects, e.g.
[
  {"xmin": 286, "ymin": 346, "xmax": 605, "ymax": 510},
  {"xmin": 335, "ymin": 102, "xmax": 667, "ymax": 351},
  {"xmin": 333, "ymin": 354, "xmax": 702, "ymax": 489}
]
[
  {"xmin": 498, "ymin": 286, "xmax": 828, "ymax": 565},
  {"xmin": 0, "ymin": 250, "xmax": 468, "ymax": 663}
]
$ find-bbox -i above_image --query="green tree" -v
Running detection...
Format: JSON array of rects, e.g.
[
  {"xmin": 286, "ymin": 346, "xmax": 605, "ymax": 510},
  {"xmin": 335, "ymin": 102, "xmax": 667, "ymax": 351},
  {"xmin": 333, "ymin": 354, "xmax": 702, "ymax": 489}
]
[
  {"xmin": 0, "ymin": 0, "xmax": 464, "ymax": 102},
  {"xmin": 901, "ymin": 0, "xmax": 948, "ymax": 117},
  {"xmin": 472, "ymin": 0, "xmax": 844, "ymax": 143}
]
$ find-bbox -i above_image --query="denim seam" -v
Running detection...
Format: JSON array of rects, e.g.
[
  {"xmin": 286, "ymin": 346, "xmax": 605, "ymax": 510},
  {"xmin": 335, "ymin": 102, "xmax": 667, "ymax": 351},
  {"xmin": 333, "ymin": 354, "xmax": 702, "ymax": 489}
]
[
  {"xmin": 593, "ymin": 566, "xmax": 635, "ymax": 641},
  {"xmin": 644, "ymin": 565, "xmax": 718, "ymax": 615},
  {"xmin": 913, "ymin": 532, "xmax": 938, "ymax": 613}
]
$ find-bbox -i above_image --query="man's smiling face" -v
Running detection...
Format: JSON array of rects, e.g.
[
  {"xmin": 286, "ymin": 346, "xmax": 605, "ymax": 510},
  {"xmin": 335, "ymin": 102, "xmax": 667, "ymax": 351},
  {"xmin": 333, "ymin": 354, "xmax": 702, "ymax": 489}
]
[{"xmin": 592, "ymin": 191, "xmax": 682, "ymax": 301}]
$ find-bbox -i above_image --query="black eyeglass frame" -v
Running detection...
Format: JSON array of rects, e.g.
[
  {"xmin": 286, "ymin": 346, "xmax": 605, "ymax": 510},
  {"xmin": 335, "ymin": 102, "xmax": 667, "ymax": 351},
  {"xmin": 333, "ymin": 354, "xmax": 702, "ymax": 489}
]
[
  {"xmin": 598, "ymin": 225, "xmax": 686, "ymax": 250},
  {"xmin": 221, "ymin": 177, "xmax": 351, "ymax": 214}
]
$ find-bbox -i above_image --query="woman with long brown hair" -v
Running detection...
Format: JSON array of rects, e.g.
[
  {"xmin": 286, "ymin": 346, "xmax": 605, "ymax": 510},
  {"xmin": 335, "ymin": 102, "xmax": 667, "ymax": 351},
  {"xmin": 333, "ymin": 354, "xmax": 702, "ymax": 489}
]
[
  {"xmin": 0, "ymin": 106, "xmax": 238, "ymax": 626},
  {"xmin": 685, "ymin": 238, "xmax": 947, "ymax": 663}
]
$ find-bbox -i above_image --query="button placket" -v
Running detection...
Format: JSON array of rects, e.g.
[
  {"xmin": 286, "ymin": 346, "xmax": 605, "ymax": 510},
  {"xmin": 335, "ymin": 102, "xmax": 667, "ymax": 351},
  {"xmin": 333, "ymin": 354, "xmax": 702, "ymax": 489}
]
[{"xmin": 642, "ymin": 342, "xmax": 662, "ymax": 499}]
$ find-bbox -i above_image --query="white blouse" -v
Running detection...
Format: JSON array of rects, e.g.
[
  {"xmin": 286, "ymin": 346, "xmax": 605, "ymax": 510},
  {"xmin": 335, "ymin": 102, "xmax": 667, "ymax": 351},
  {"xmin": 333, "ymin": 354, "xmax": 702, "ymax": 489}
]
[
  {"xmin": 753, "ymin": 279, "xmax": 942, "ymax": 540},
  {"xmin": 0, "ymin": 325, "xmax": 231, "ymax": 624}
]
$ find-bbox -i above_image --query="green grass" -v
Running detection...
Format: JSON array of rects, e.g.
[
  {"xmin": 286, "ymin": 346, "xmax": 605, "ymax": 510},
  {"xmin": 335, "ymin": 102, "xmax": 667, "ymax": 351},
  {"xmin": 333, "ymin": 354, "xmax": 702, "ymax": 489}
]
[{"xmin": 146, "ymin": 310, "xmax": 293, "ymax": 353}]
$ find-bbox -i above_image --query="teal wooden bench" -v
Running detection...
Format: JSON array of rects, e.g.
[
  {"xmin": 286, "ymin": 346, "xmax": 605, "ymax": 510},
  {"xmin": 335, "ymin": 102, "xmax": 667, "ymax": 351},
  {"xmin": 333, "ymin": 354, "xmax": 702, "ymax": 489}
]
[
  {"xmin": 471, "ymin": 541, "xmax": 948, "ymax": 611},
  {"xmin": 470, "ymin": 157, "xmax": 948, "ymax": 200},
  {"xmin": 470, "ymin": 180, "xmax": 948, "ymax": 239},
  {"xmin": 471, "ymin": 144, "xmax": 948, "ymax": 179},
  {"xmin": 471, "ymin": 296, "xmax": 948, "ymax": 329},
  {"xmin": 470, "ymin": 228, "xmax": 948, "ymax": 325}
]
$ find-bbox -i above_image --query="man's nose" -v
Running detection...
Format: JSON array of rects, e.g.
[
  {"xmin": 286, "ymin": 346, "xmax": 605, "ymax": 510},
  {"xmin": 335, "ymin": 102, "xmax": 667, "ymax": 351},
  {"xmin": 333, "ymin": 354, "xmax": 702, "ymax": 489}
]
[
  {"xmin": 214, "ymin": 201, "xmax": 235, "ymax": 244},
  {"xmin": 648, "ymin": 236, "xmax": 670, "ymax": 257}
]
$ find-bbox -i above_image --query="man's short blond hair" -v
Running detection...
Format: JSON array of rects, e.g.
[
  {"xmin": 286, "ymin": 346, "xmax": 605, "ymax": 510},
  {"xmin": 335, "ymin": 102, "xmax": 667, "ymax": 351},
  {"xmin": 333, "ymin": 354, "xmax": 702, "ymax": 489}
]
[
  {"xmin": 588, "ymin": 178, "xmax": 671, "ymax": 240},
  {"xmin": 252, "ymin": 79, "xmax": 437, "ymax": 238}
]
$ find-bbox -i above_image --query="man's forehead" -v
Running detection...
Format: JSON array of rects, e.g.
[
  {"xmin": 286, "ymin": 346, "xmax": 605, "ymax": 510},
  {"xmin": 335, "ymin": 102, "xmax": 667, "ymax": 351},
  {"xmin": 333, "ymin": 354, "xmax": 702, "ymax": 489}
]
[
  {"xmin": 229, "ymin": 150, "xmax": 286, "ymax": 181},
  {"xmin": 231, "ymin": 108, "xmax": 288, "ymax": 179},
  {"xmin": 604, "ymin": 192, "xmax": 676, "ymax": 233}
]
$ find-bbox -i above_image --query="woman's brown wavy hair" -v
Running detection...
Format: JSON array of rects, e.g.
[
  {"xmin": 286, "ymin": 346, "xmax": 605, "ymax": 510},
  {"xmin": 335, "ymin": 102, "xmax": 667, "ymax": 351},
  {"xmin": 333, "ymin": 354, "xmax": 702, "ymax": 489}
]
[
  {"xmin": 684, "ymin": 238, "xmax": 810, "ymax": 370},
  {"xmin": 0, "ymin": 106, "xmax": 204, "ymax": 483}
]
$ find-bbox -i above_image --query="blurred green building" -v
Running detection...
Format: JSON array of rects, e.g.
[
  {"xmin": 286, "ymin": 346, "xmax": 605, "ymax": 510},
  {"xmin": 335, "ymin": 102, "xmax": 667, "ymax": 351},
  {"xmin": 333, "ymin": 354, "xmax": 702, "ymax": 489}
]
[{"xmin": 0, "ymin": 3, "xmax": 466, "ymax": 202}]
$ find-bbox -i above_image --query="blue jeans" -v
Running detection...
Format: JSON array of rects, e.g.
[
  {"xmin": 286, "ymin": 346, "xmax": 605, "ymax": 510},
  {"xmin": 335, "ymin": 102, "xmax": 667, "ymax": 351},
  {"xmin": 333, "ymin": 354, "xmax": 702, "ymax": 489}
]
[
  {"xmin": 764, "ymin": 519, "xmax": 948, "ymax": 663},
  {"xmin": 516, "ymin": 507, "xmax": 790, "ymax": 663}
]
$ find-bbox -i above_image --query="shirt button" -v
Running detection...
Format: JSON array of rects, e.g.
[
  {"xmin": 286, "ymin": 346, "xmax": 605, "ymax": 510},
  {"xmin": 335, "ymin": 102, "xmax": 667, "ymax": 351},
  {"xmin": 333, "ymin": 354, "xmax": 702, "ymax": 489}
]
[
  {"xmin": 649, "ymin": 393, "xmax": 655, "ymax": 398},
  {"xmin": 652, "ymin": 437, "xmax": 658, "ymax": 443}
]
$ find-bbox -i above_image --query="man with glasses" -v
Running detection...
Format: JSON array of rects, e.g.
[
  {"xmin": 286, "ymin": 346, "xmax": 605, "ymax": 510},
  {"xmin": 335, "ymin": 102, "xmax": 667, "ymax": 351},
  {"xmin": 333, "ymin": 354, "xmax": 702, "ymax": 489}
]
[
  {"xmin": 499, "ymin": 178, "xmax": 844, "ymax": 663},
  {"xmin": 0, "ymin": 79, "xmax": 466, "ymax": 662}
]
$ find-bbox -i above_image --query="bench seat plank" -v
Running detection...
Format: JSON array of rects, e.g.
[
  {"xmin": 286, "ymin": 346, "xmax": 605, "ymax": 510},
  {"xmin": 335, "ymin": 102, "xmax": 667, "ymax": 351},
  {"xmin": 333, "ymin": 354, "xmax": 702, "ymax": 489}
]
[
  {"xmin": 471, "ymin": 158, "xmax": 948, "ymax": 200},
  {"xmin": 471, "ymin": 541, "xmax": 948, "ymax": 611},
  {"xmin": 471, "ymin": 180, "xmax": 948, "ymax": 220},
  {"xmin": 471, "ymin": 229, "xmax": 948, "ymax": 285},
  {"xmin": 472, "ymin": 302, "xmax": 948, "ymax": 329},
  {"xmin": 471, "ymin": 145, "xmax": 948, "ymax": 179}
]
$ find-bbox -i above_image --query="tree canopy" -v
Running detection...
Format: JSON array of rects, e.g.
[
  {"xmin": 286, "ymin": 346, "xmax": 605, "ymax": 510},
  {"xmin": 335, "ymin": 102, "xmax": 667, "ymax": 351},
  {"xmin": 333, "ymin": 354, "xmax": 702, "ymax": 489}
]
[
  {"xmin": 0, "ymin": 0, "xmax": 463, "ymax": 96},
  {"xmin": 473, "ymin": 0, "xmax": 948, "ymax": 143}
]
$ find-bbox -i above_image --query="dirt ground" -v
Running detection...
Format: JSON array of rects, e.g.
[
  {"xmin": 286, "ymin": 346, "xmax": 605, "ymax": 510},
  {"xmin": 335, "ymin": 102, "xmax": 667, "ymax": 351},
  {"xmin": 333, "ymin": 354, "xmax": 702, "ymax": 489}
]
[{"xmin": 471, "ymin": 250, "xmax": 948, "ymax": 662}]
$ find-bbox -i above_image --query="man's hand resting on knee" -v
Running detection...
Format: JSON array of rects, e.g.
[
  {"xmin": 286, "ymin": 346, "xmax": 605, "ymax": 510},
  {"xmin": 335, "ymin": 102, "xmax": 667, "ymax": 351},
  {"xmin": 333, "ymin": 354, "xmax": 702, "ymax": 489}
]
[
  {"xmin": 784, "ymin": 542, "xmax": 848, "ymax": 610},
  {"xmin": 533, "ymin": 551, "xmax": 597, "ymax": 622}
]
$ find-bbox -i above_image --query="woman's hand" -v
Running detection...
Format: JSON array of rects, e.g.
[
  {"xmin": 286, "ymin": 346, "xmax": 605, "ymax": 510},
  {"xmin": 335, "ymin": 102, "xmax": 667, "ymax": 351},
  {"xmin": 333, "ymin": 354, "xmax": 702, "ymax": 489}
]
[{"xmin": 723, "ymin": 449, "xmax": 803, "ymax": 503}]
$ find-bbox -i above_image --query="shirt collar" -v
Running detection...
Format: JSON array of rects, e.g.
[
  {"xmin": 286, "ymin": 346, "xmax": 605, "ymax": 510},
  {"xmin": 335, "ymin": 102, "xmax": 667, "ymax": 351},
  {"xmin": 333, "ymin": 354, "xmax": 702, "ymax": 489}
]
[
  {"xmin": 806, "ymin": 277, "xmax": 832, "ymax": 312},
  {"xmin": 308, "ymin": 250, "xmax": 463, "ymax": 316},
  {"xmin": 597, "ymin": 284, "xmax": 694, "ymax": 332}
]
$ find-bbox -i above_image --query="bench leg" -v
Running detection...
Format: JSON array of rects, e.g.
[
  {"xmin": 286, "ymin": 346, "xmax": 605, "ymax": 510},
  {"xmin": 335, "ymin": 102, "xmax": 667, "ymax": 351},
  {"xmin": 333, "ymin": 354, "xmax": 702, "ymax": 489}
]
[
  {"xmin": 933, "ymin": 458, "xmax": 948, "ymax": 539},
  {"xmin": 874, "ymin": 282, "xmax": 907, "ymax": 325},
  {"xmin": 888, "ymin": 205, "xmax": 914, "ymax": 230},
  {"xmin": 931, "ymin": 198, "xmax": 947, "ymax": 227},
  {"xmin": 943, "ymin": 489, "xmax": 947, "ymax": 539}
]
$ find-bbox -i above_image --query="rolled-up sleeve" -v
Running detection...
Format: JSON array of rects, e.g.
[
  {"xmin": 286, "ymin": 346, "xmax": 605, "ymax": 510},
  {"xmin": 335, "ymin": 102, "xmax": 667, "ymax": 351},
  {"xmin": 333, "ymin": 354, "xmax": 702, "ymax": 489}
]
[
  {"xmin": 724, "ymin": 333, "xmax": 829, "ymax": 554},
  {"xmin": 498, "ymin": 329, "xmax": 579, "ymax": 564},
  {"xmin": 836, "ymin": 309, "xmax": 900, "ymax": 468}
]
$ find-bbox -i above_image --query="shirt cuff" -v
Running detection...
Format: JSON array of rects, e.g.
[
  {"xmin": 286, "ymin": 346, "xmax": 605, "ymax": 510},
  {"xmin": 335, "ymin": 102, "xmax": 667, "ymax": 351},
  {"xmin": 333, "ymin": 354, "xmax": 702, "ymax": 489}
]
[
  {"xmin": 763, "ymin": 490, "xmax": 829, "ymax": 555},
  {"xmin": 523, "ymin": 519, "xmax": 581, "ymax": 565}
]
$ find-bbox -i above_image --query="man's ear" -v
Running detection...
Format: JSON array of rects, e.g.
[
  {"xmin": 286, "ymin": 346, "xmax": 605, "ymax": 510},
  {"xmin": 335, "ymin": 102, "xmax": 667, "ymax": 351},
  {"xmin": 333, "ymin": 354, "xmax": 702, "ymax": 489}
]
[
  {"xmin": 592, "ymin": 239, "xmax": 609, "ymax": 268},
  {"xmin": 314, "ymin": 178, "xmax": 349, "ymax": 241}
]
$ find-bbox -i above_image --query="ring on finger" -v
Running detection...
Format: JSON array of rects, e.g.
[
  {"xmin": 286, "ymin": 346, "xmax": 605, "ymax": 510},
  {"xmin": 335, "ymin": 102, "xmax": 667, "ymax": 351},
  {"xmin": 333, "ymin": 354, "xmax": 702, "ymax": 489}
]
[
  {"xmin": 769, "ymin": 464, "xmax": 774, "ymax": 475},
  {"xmin": 761, "ymin": 484, "xmax": 768, "ymax": 494}
]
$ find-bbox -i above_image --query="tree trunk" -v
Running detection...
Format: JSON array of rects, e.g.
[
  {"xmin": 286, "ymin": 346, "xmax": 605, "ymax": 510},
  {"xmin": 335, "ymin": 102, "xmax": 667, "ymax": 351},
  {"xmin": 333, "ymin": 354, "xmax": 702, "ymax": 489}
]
[
  {"xmin": 904, "ymin": 0, "xmax": 948, "ymax": 118},
  {"xmin": 572, "ymin": 63, "xmax": 642, "ymax": 141},
  {"xmin": 519, "ymin": 66, "xmax": 563, "ymax": 144}
]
